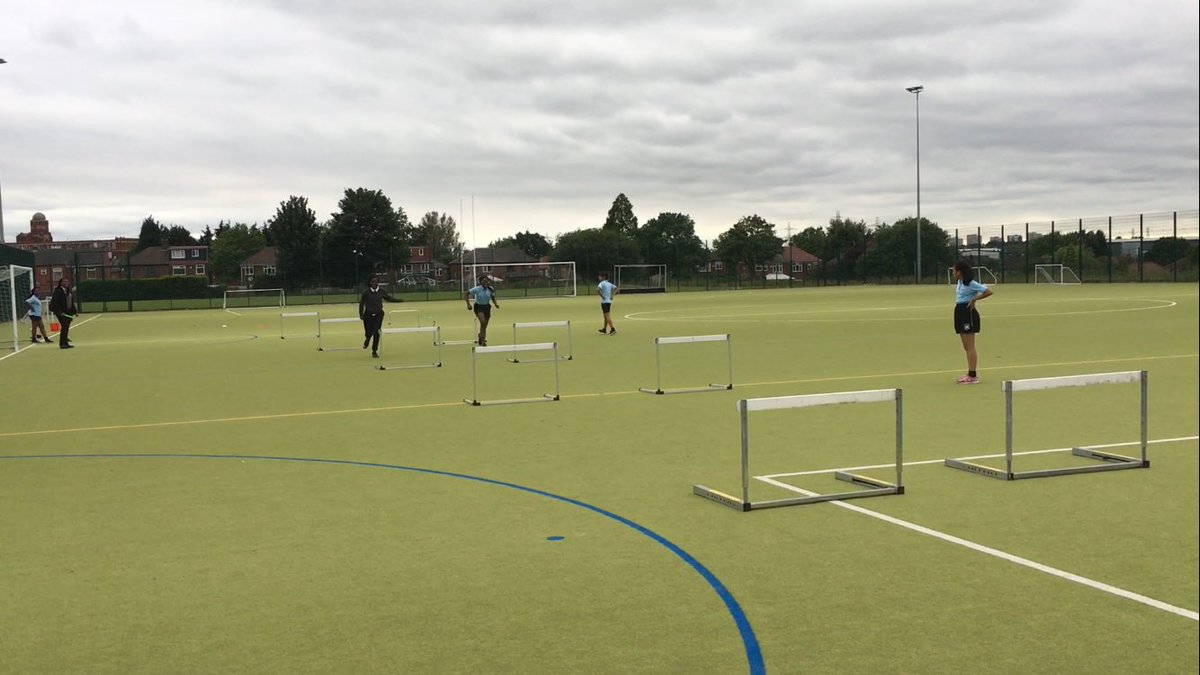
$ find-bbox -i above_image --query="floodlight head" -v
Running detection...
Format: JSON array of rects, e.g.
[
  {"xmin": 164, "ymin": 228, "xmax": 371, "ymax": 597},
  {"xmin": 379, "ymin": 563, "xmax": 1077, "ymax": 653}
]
[{"xmin": 906, "ymin": 85, "xmax": 923, "ymax": 94}]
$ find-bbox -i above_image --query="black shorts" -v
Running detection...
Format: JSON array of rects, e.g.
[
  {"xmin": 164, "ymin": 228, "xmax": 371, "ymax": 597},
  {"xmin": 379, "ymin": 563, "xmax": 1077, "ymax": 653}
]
[
  {"xmin": 601, "ymin": 302, "xmax": 612, "ymax": 314},
  {"xmin": 474, "ymin": 304, "xmax": 491, "ymax": 319},
  {"xmin": 954, "ymin": 303, "xmax": 981, "ymax": 334}
]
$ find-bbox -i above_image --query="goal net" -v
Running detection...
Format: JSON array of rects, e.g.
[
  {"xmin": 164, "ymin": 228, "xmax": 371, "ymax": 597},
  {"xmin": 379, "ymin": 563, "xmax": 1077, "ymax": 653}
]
[
  {"xmin": 945, "ymin": 266, "xmax": 999, "ymax": 285},
  {"xmin": 463, "ymin": 261, "xmax": 576, "ymax": 299},
  {"xmin": 224, "ymin": 288, "xmax": 286, "ymax": 309},
  {"xmin": 1034, "ymin": 264, "xmax": 1081, "ymax": 285},
  {"xmin": 615, "ymin": 264, "xmax": 667, "ymax": 293},
  {"xmin": 1, "ymin": 264, "xmax": 35, "ymax": 351}
]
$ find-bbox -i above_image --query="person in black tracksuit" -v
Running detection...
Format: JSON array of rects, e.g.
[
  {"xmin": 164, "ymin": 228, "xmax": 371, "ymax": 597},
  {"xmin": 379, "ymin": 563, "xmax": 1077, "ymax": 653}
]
[
  {"xmin": 49, "ymin": 277, "xmax": 78, "ymax": 349},
  {"xmin": 358, "ymin": 276, "xmax": 398, "ymax": 358}
]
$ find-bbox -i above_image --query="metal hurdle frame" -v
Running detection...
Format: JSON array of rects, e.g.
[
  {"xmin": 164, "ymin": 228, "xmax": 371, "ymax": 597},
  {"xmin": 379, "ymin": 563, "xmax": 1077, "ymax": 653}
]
[
  {"xmin": 944, "ymin": 370, "xmax": 1149, "ymax": 480},
  {"xmin": 694, "ymin": 388, "xmax": 905, "ymax": 511},
  {"xmin": 639, "ymin": 334, "xmax": 733, "ymax": 395},
  {"xmin": 376, "ymin": 326, "xmax": 443, "ymax": 371},
  {"xmin": 279, "ymin": 311, "xmax": 319, "ymax": 340},
  {"xmin": 508, "ymin": 321, "xmax": 573, "ymax": 362},
  {"xmin": 465, "ymin": 342, "xmax": 561, "ymax": 406},
  {"xmin": 317, "ymin": 310, "xmax": 421, "ymax": 351}
]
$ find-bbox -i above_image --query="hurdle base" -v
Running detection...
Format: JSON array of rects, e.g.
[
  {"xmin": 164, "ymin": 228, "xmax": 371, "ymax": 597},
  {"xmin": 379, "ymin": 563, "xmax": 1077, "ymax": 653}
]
[
  {"xmin": 945, "ymin": 447, "xmax": 1148, "ymax": 481},
  {"xmin": 464, "ymin": 394, "xmax": 559, "ymax": 407},
  {"xmin": 693, "ymin": 476, "xmax": 901, "ymax": 512},
  {"xmin": 378, "ymin": 362, "xmax": 441, "ymax": 371},
  {"xmin": 508, "ymin": 356, "xmax": 572, "ymax": 364},
  {"xmin": 639, "ymin": 383, "xmax": 731, "ymax": 396}
]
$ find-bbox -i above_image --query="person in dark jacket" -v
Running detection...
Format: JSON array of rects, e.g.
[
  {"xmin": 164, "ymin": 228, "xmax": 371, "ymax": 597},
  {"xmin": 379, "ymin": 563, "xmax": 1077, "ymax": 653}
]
[
  {"xmin": 358, "ymin": 276, "xmax": 398, "ymax": 358},
  {"xmin": 48, "ymin": 277, "xmax": 78, "ymax": 349}
]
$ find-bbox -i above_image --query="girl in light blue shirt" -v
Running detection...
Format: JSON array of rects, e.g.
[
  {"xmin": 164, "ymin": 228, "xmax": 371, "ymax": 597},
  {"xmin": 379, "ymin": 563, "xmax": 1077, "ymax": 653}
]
[
  {"xmin": 951, "ymin": 260, "xmax": 993, "ymax": 384},
  {"xmin": 465, "ymin": 275, "xmax": 499, "ymax": 346},
  {"xmin": 25, "ymin": 286, "xmax": 50, "ymax": 343}
]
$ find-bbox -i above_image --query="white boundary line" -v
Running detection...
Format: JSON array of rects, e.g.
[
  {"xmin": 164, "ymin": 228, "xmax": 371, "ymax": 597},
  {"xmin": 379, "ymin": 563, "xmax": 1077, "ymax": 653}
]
[
  {"xmin": 755, "ymin": 475, "xmax": 1198, "ymax": 621},
  {"xmin": 0, "ymin": 314, "xmax": 102, "ymax": 363},
  {"xmin": 760, "ymin": 436, "xmax": 1200, "ymax": 479}
]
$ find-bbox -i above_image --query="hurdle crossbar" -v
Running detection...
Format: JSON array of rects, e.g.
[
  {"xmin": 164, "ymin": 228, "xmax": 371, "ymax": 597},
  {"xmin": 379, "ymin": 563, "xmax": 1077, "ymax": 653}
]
[
  {"xmin": 944, "ymin": 370, "xmax": 1148, "ymax": 480},
  {"xmin": 317, "ymin": 316, "xmax": 360, "ymax": 351},
  {"xmin": 639, "ymin": 334, "xmax": 733, "ymax": 395},
  {"xmin": 465, "ymin": 342, "xmax": 561, "ymax": 406},
  {"xmin": 376, "ymin": 326, "xmax": 443, "ymax": 370},
  {"xmin": 694, "ymin": 388, "xmax": 904, "ymax": 511},
  {"xmin": 509, "ymin": 321, "xmax": 573, "ymax": 362},
  {"xmin": 279, "ymin": 311, "xmax": 318, "ymax": 340}
]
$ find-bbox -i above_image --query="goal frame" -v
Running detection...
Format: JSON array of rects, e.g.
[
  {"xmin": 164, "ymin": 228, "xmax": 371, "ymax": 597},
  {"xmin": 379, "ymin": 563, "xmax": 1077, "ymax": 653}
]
[
  {"xmin": 463, "ymin": 261, "xmax": 577, "ymax": 299},
  {"xmin": 614, "ymin": 264, "xmax": 668, "ymax": 294},
  {"xmin": 946, "ymin": 266, "xmax": 999, "ymax": 285},
  {"xmin": 224, "ymin": 287, "xmax": 286, "ymax": 309},
  {"xmin": 2, "ymin": 264, "xmax": 35, "ymax": 352},
  {"xmin": 1033, "ymin": 264, "xmax": 1082, "ymax": 285},
  {"xmin": 944, "ymin": 371, "xmax": 1148, "ymax": 480},
  {"xmin": 693, "ymin": 388, "xmax": 905, "ymax": 511}
]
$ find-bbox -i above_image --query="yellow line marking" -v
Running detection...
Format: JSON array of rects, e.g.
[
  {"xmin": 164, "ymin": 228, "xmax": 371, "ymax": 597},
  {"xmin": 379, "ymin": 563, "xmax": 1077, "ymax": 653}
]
[{"xmin": 1, "ymin": 352, "xmax": 1195, "ymax": 439}]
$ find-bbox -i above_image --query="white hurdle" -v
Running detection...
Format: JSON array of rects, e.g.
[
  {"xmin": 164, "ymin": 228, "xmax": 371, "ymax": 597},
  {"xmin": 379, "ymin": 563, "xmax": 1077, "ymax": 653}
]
[
  {"xmin": 317, "ymin": 317, "xmax": 362, "ymax": 351},
  {"xmin": 945, "ymin": 370, "xmax": 1149, "ymax": 480},
  {"xmin": 279, "ymin": 311, "xmax": 318, "ymax": 340},
  {"xmin": 694, "ymin": 388, "xmax": 905, "ymax": 511},
  {"xmin": 376, "ymin": 326, "xmax": 443, "ymax": 371},
  {"xmin": 465, "ymin": 342, "xmax": 561, "ymax": 406},
  {"xmin": 639, "ymin": 334, "xmax": 733, "ymax": 395},
  {"xmin": 509, "ymin": 321, "xmax": 573, "ymax": 362}
]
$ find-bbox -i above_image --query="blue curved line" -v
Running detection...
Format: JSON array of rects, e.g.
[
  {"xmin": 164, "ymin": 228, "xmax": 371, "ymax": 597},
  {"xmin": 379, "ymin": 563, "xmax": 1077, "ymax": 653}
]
[{"xmin": 1, "ymin": 452, "xmax": 765, "ymax": 675}]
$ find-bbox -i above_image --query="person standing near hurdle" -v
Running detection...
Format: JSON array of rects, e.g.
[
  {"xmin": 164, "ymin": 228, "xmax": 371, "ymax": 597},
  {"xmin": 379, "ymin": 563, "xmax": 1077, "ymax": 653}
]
[
  {"xmin": 465, "ymin": 275, "xmax": 499, "ymax": 346},
  {"xmin": 597, "ymin": 271, "xmax": 617, "ymax": 335},
  {"xmin": 951, "ymin": 260, "xmax": 993, "ymax": 384},
  {"xmin": 359, "ymin": 276, "xmax": 398, "ymax": 358},
  {"xmin": 49, "ymin": 277, "xmax": 77, "ymax": 349},
  {"xmin": 26, "ymin": 285, "xmax": 51, "ymax": 343}
]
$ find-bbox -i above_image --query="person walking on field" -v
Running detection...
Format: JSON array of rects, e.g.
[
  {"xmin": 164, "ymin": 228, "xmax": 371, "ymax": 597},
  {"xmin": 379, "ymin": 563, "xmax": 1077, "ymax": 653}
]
[
  {"xmin": 597, "ymin": 271, "xmax": 617, "ymax": 335},
  {"xmin": 49, "ymin": 277, "xmax": 78, "ymax": 349},
  {"xmin": 359, "ymin": 276, "xmax": 398, "ymax": 358},
  {"xmin": 25, "ymin": 285, "xmax": 51, "ymax": 343},
  {"xmin": 465, "ymin": 275, "xmax": 499, "ymax": 346},
  {"xmin": 951, "ymin": 260, "xmax": 993, "ymax": 384}
]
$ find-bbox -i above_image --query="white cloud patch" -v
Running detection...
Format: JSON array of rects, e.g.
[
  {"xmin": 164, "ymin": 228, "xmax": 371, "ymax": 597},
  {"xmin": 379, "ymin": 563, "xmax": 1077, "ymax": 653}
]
[{"xmin": 0, "ymin": 0, "xmax": 1196, "ymax": 244}]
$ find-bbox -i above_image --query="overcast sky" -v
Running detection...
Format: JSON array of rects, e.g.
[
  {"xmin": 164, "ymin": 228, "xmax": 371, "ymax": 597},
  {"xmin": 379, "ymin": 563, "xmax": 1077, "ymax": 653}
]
[{"xmin": 1, "ymin": 0, "xmax": 1197, "ymax": 246}]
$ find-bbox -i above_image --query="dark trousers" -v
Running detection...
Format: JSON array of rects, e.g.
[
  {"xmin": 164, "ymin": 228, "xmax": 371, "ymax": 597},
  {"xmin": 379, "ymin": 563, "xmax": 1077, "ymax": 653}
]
[
  {"xmin": 55, "ymin": 313, "xmax": 72, "ymax": 346},
  {"xmin": 363, "ymin": 313, "xmax": 383, "ymax": 351}
]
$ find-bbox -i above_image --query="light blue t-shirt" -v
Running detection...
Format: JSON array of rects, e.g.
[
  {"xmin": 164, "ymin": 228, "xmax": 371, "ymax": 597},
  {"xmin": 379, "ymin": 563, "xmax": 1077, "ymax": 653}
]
[
  {"xmin": 955, "ymin": 279, "xmax": 988, "ymax": 304},
  {"xmin": 468, "ymin": 285, "xmax": 496, "ymax": 306},
  {"xmin": 597, "ymin": 280, "xmax": 616, "ymax": 303},
  {"xmin": 26, "ymin": 293, "xmax": 42, "ymax": 318}
]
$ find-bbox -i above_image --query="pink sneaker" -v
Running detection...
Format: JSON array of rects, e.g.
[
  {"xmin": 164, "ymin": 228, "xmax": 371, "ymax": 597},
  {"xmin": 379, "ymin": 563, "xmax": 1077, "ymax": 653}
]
[{"xmin": 956, "ymin": 375, "xmax": 979, "ymax": 384}]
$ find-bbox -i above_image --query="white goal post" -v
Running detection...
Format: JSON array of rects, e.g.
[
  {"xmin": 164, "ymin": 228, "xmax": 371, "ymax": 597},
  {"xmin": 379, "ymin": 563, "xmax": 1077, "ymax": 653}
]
[
  {"xmin": 1, "ymin": 264, "xmax": 36, "ymax": 352},
  {"xmin": 224, "ymin": 288, "xmax": 286, "ymax": 309},
  {"xmin": 944, "ymin": 370, "xmax": 1148, "ymax": 480},
  {"xmin": 945, "ymin": 266, "xmax": 999, "ymax": 285},
  {"xmin": 693, "ymin": 388, "xmax": 905, "ymax": 511},
  {"xmin": 614, "ymin": 264, "xmax": 668, "ymax": 293},
  {"xmin": 1033, "ymin": 264, "xmax": 1081, "ymax": 285},
  {"xmin": 463, "ymin": 261, "xmax": 576, "ymax": 299}
]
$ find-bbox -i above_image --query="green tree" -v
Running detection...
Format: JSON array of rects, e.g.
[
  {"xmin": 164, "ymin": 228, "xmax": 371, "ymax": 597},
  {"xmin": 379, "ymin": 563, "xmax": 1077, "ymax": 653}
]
[
  {"xmin": 824, "ymin": 215, "xmax": 869, "ymax": 278},
  {"xmin": 857, "ymin": 217, "xmax": 953, "ymax": 281},
  {"xmin": 323, "ymin": 188, "xmax": 413, "ymax": 287},
  {"xmin": 1145, "ymin": 237, "xmax": 1192, "ymax": 266},
  {"xmin": 491, "ymin": 230, "xmax": 553, "ymax": 260},
  {"xmin": 602, "ymin": 193, "xmax": 638, "ymax": 236},
  {"xmin": 712, "ymin": 215, "xmax": 784, "ymax": 278},
  {"xmin": 198, "ymin": 226, "xmax": 215, "ymax": 247},
  {"xmin": 268, "ymin": 196, "xmax": 323, "ymax": 289},
  {"xmin": 209, "ymin": 223, "xmax": 266, "ymax": 284},
  {"xmin": 134, "ymin": 216, "xmax": 164, "ymax": 253},
  {"xmin": 551, "ymin": 228, "xmax": 640, "ymax": 278},
  {"xmin": 790, "ymin": 226, "xmax": 827, "ymax": 261},
  {"xmin": 414, "ymin": 211, "xmax": 464, "ymax": 264},
  {"xmin": 637, "ymin": 212, "xmax": 707, "ymax": 279},
  {"xmin": 163, "ymin": 225, "xmax": 194, "ymax": 246}
]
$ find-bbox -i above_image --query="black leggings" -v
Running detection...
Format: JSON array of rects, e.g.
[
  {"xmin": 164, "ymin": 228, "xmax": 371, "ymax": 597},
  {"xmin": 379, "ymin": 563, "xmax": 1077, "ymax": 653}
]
[{"xmin": 363, "ymin": 313, "xmax": 383, "ymax": 350}]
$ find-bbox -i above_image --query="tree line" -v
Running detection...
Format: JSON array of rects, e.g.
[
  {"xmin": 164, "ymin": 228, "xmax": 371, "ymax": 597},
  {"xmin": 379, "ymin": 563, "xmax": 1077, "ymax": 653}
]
[{"xmin": 129, "ymin": 189, "xmax": 1196, "ymax": 288}]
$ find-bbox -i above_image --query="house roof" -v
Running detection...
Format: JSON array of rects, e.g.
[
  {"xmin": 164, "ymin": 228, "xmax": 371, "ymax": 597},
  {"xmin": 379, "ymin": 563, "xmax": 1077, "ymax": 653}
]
[
  {"xmin": 241, "ymin": 246, "xmax": 276, "ymax": 266},
  {"xmin": 772, "ymin": 246, "xmax": 820, "ymax": 264},
  {"xmin": 34, "ymin": 249, "xmax": 109, "ymax": 266},
  {"xmin": 463, "ymin": 247, "xmax": 538, "ymax": 264}
]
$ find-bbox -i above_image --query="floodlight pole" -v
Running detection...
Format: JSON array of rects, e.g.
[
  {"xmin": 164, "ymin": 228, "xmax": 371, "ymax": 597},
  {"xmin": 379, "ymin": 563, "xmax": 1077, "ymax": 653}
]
[
  {"xmin": 906, "ymin": 85, "xmax": 923, "ymax": 284},
  {"xmin": 0, "ymin": 58, "xmax": 6, "ymax": 245}
]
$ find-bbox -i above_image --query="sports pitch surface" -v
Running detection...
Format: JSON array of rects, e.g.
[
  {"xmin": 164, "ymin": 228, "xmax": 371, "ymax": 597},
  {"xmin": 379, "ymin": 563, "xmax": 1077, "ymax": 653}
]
[{"xmin": 2, "ymin": 283, "xmax": 1197, "ymax": 673}]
